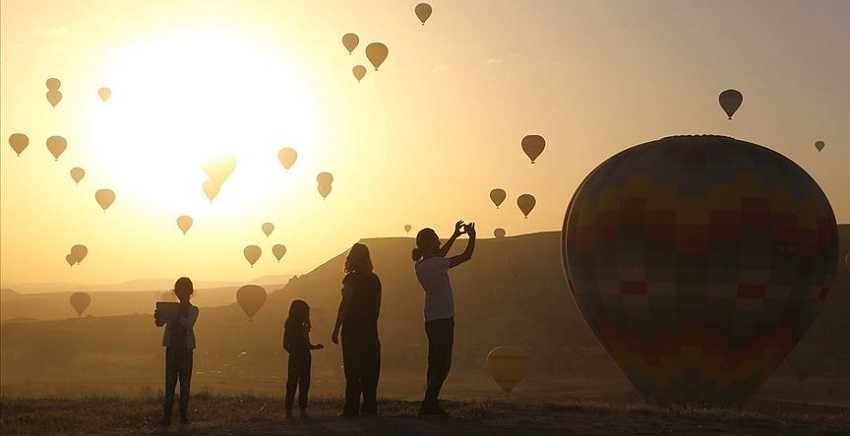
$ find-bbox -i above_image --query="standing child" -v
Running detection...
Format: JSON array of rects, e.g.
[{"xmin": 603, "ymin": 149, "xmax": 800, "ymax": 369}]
[{"xmin": 283, "ymin": 299, "xmax": 323, "ymax": 419}]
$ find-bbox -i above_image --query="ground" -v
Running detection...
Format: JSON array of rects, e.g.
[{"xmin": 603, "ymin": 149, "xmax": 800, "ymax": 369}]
[{"xmin": 2, "ymin": 395, "xmax": 848, "ymax": 436}]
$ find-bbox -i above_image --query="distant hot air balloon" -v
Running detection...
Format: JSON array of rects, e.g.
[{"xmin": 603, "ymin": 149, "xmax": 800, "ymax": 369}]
[
  {"xmin": 262, "ymin": 222, "xmax": 274, "ymax": 237},
  {"xmin": 95, "ymin": 189, "xmax": 115, "ymax": 211},
  {"xmin": 365, "ymin": 42, "xmax": 389, "ymax": 71},
  {"xmin": 69, "ymin": 292, "xmax": 91, "ymax": 316},
  {"xmin": 814, "ymin": 141, "xmax": 825, "ymax": 152},
  {"xmin": 352, "ymin": 65, "xmax": 367, "ymax": 82},
  {"xmin": 70, "ymin": 167, "xmax": 85, "ymax": 184},
  {"xmin": 521, "ymin": 135, "xmax": 545, "ymax": 163},
  {"xmin": 517, "ymin": 194, "xmax": 536, "ymax": 218},
  {"xmin": 317, "ymin": 172, "xmax": 334, "ymax": 199},
  {"xmin": 243, "ymin": 245, "xmax": 262, "ymax": 267},
  {"xmin": 46, "ymin": 78, "xmax": 62, "ymax": 107},
  {"xmin": 236, "ymin": 284, "xmax": 267, "ymax": 320},
  {"xmin": 98, "ymin": 87, "xmax": 111, "ymax": 102},
  {"xmin": 46, "ymin": 136, "xmax": 67, "ymax": 161},
  {"xmin": 277, "ymin": 147, "xmax": 298, "ymax": 170},
  {"xmin": 176, "ymin": 215, "xmax": 193, "ymax": 234},
  {"xmin": 272, "ymin": 244, "xmax": 287, "ymax": 262},
  {"xmin": 490, "ymin": 188, "xmax": 507, "ymax": 208},
  {"xmin": 718, "ymin": 89, "xmax": 743, "ymax": 120},
  {"xmin": 65, "ymin": 254, "xmax": 76, "ymax": 267},
  {"xmin": 404, "ymin": 224, "xmax": 412, "ymax": 233},
  {"xmin": 202, "ymin": 155, "xmax": 236, "ymax": 185},
  {"xmin": 563, "ymin": 135, "xmax": 839, "ymax": 405},
  {"xmin": 8, "ymin": 133, "xmax": 29, "ymax": 156},
  {"xmin": 70, "ymin": 244, "xmax": 88, "ymax": 265},
  {"xmin": 342, "ymin": 33, "xmax": 359, "ymax": 54},
  {"xmin": 486, "ymin": 346, "xmax": 528, "ymax": 393},
  {"xmin": 494, "ymin": 228, "xmax": 506, "ymax": 238},
  {"xmin": 202, "ymin": 179, "xmax": 221, "ymax": 202},
  {"xmin": 415, "ymin": 3, "xmax": 432, "ymax": 25}
]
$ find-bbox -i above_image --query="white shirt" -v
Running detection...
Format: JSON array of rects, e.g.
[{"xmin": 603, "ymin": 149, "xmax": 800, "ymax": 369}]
[
  {"xmin": 415, "ymin": 256, "xmax": 454, "ymax": 321},
  {"xmin": 161, "ymin": 304, "xmax": 199, "ymax": 349}
]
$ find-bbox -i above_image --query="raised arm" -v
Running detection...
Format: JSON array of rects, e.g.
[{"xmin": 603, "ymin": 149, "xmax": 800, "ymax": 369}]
[
  {"xmin": 331, "ymin": 283, "xmax": 352, "ymax": 344},
  {"xmin": 439, "ymin": 220, "xmax": 465, "ymax": 257},
  {"xmin": 448, "ymin": 222, "xmax": 476, "ymax": 268}
]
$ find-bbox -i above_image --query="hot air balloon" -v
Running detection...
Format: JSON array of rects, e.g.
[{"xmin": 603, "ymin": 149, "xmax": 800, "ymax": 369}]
[
  {"xmin": 277, "ymin": 147, "xmax": 297, "ymax": 170},
  {"xmin": 814, "ymin": 141, "xmax": 825, "ymax": 152},
  {"xmin": 262, "ymin": 222, "xmax": 274, "ymax": 237},
  {"xmin": 494, "ymin": 228, "xmax": 506, "ymax": 238},
  {"xmin": 95, "ymin": 189, "xmax": 115, "ymax": 211},
  {"xmin": 69, "ymin": 292, "xmax": 91, "ymax": 316},
  {"xmin": 342, "ymin": 33, "xmax": 359, "ymax": 54},
  {"xmin": 70, "ymin": 244, "xmax": 88, "ymax": 264},
  {"xmin": 365, "ymin": 42, "xmax": 388, "ymax": 71},
  {"xmin": 415, "ymin": 3, "xmax": 432, "ymax": 25},
  {"xmin": 404, "ymin": 224, "xmax": 412, "ymax": 233},
  {"xmin": 8, "ymin": 133, "xmax": 29, "ymax": 156},
  {"xmin": 236, "ymin": 284, "xmax": 267, "ymax": 320},
  {"xmin": 317, "ymin": 172, "xmax": 334, "ymax": 199},
  {"xmin": 202, "ymin": 155, "xmax": 236, "ymax": 185},
  {"xmin": 486, "ymin": 346, "xmax": 528, "ymax": 393},
  {"xmin": 202, "ymin": 179, "xmax": 221, "ymax": 202},
  {"xmin": 98, "ymin": 87, "xmax": 112, "ymax": 102},
  {"xmin": 517, "ymin": 194, "xmax": 536, "ymax": 218},
  {"xmin": 352, "ymin": 65, "xmax": 367, "ymax": 82},
  {"xmin": 65, "ymin": 254, "xmax": 76, "ymax": 267},
  {"xmin": 718, "ymin": 89, "xmax": 743, "ymax": 120},
  {"xmin": 272, "ymin": 244, "xmax": 287, "ymax": 262},
  {"xmin": 176, "ymin": 215, "xmax": 193, "ymax": 234},
  {"xmin": 70, "ymin": 167, "xmax": 85, "ymax": 184},
  {"xmin": 243, "ymin": 245, "xmax": 262, "ymax": 267},
  {"xmin": 490, "ymin": 188, "xmax": 507, "ymax": 208},
  {"xmin": 562, "ymin": 135, "xmax": 839, "ymax": 405},
  {"xmin": 46, "ymin": 136, "xmax": 67, "ymax": 161},
  {"xmin": 521, "ymin": 135, "xmax": 545, "ymax": 163},
  {"xmin": 46, "ymin": 78, "xmax": 62, "ymax": 107}
]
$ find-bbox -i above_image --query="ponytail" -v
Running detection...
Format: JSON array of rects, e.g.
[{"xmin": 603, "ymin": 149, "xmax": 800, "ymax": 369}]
[
  {"xmin": 413, "ymin": 228, "xmax": 438, "ymax": 262},
  {"xmin": 412, "ymin": 247, "xmax": 423, "ymax": 261}
]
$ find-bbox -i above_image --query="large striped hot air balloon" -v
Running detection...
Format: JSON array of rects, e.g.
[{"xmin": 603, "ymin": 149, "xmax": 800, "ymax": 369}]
[{"xmin": 562, "ymin": 135, "xmax": 838, "ymax": 405}]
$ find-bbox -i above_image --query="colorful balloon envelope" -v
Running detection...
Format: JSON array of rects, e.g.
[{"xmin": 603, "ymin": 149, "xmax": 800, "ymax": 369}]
[
  {"xmin": 46, "ymin": 136, "xmax": 67, "ymax": 161},
  {"xmin": 404, "ymin": 224, "xmax": 412, "ymax": 233},
  {"xmin": 486, "ymin": 346, "xmax": 528, "ymax": 393},
  {"xmin": 352, "ymin": 65, "xmax": 367, "ymax": 82},
  {"xmin": 262, "ymin": 222, "xmax": 274, "ymax": 237},
  {"xmin": 98, "ymin": 87, "xmax": 112, "ymax": 102},
  {"xmin": 814, "ymin": 141, "xmax": 825, "ymax": 152},
  {"xmin": 70, "ymin": 167, "xmax": 85, "ymax": 184},
  {"xmin": 95, "ymin": 189, "xmax": 115, "ymax": 211},
  {"xmin": 342, "ymin": 33, "xmax": 359, "ymax": 54},
  {"xmin": 521, "ymin": 135, "xmax": 545, "ymax": 163},
  {"xmin": 272, "ymin": 244, "xmax": 287, "ymax": 262},
  {"xmin": 277, "ymin": 147, "xmax": 297, "ymax": 170},
  {"xmin": 517, "ymin": 194, "xmax": 536, "ymax": 218},
  {"xmin": 243, "ymin": 245, "xmax": 262, "ymax": 267},
  {"xmin": 176, "ymin": 215, "xmax": 193, "ymax": 234},
  {"xmin": 365, "ymin": 42, "xmax": 389, "ymax": 71},
  {"xmin": 490, "ymin": 188, "xmax": 507, "ymax": 208},
  {"xmin": 415, "ymin": 3, "xmax": 432, "ymax": 25},
  {"xmin": 70, "ymin": 244, "xmax": 88, "ymax": 264},
  {"xmin": 562, "ymin": 135, "xmax": 838, "ymax": 405}
]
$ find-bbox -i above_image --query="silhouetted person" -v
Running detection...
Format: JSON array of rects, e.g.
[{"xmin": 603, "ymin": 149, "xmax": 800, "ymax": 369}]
[
  {"xmin": 283, "ymin": 299, "xmax": 323, "ymax": 419},
  {"xmin": 412, "ymin": 221, "xmax": 476, "ymax": 415},
  {"xmin": 332, "ymin": 243, "xmax": 382, "ymax": 416},
  {"xmin": 154, "ymin": 277, "xmax": 199, "ymax": 426}
]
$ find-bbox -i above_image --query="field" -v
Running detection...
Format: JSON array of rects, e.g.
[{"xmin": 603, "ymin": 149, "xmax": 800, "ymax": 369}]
[{"xmin": 3, "ymin": 394, "xmax": 849, "ymax": 436}]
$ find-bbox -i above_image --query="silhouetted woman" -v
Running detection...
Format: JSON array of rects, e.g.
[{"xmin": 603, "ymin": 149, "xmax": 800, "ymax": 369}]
[
  {"xmin": 412, "ymin": 220, "xmax": 476, "ymax": 415},
  {"xmin": 283, "ymin": 299, "xmax": 323, "ymax": 419},
  {"xmin": 154, "ymin": 277, "xmax": 199, "ymax": 426},
  {"xmin": 332, "ymin": 243, "xmax": 382, "ymax": 416}
]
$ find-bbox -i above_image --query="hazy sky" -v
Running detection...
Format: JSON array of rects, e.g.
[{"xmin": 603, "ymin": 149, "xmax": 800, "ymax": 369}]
[{"xmin": 1, "ymin": 0, "xmax": 848, "ymax": 285}]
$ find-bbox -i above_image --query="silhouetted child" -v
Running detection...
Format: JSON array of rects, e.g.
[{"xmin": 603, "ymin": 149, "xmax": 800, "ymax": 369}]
[
  {"xmin": 154, "ymin": 277, "xmax": 199, "ymax": 426},
  {"xmin": 283, "ymin": 299, "xmax": 323, "ymax": 419}
]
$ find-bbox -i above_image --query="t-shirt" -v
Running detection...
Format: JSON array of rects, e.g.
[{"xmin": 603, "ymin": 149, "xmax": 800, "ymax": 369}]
[{"xmin": 415, "ymin": 256, "xmax": 454, "ymax": 321}]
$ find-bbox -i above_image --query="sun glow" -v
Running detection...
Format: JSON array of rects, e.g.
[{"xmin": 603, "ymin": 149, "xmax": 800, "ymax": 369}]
[{"xmin": 86, "ymin": 29, "xmax": 321, "ymax": 217}]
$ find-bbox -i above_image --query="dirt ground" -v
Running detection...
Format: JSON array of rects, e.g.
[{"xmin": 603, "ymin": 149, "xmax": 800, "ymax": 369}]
[{"xmin": 2, "ymin": 395, "xmax": 849, "ymax": 436}]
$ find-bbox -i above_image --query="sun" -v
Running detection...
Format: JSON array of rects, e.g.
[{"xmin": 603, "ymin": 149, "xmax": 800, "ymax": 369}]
[{"xmin": 86, "ymin": 29, "xmax": 321, "ymax": 217}]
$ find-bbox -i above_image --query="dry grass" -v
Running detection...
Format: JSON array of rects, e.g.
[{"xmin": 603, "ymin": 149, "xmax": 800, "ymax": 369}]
[{"xmin": 1, "ymin": 394, "xmax": 848, "ymax": 436}]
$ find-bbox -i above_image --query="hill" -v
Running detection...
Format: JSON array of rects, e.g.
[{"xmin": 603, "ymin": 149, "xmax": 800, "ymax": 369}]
[{"xmin": 1, "ymin": 229, "xmax": 848, "ymax": 401}]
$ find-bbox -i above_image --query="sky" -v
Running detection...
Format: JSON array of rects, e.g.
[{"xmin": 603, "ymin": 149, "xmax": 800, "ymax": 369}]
[{"xmin": 1, "ymin": 0, "xmax": 848, "ymax": 286}]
